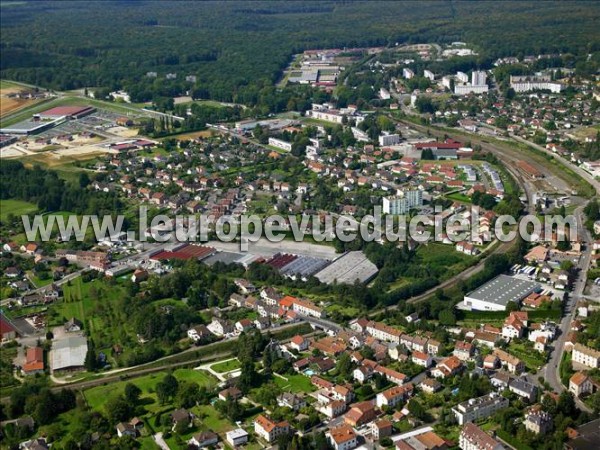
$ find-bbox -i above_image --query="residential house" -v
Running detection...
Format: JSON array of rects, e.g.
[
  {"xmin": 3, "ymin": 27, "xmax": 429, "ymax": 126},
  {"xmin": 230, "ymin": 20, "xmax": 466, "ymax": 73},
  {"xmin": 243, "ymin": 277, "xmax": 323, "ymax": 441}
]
[
  {"xmin": 376, "ymin": 384, "xmax": 414, "ymax": 408},
  {"xmin": 432, "ymin": 356, "xmax": 463, "ymax": 379},
  {"xmin": 508, "ymin": 378, "xmax": 537, "ymax": 402},
  {"xmin": 569, "ymin": 372, "xmax": 594, "ymax": 397},
  {"xmin": 371, "ymin": 419, "xmax": 393, "ymax": 441},
  {"xmin": 525, "ymin": 410, "xmax": 552, "ymax": 435},
  {"xmin": 170, "ymin": 409, "xmax": 193, "ymax": 431},
  {"xmin": 219, "ymin": 387, "xmax": 243, "ymax": 401},
  {"xmin": 454, "ymin": 341, "xmax": 474, "ymax": 361},
  {"xmin": 116, "ymin": 422, "xmax": 137, "ymax": 438},
  {"xmin": 253, "ymin": 414, "xmax": 290, "ymax": 443},
  {"xmin": 327, "ymin": 425, "xmax": 358, "ymax": 450},
  {"xmin": 187, "ymin": 324, "xmax": 211, "ymax": 343},
  {"xmin": 64, "ymin": 317, "xmax": 83, "ymax": 333},
  {"xmin": 22, "ymin": 347, "xmax": 44, "ymax": 375},
  {"xmin": 207, "ymin": 318, "xmax": 233, "ymax": 336},
  {"xmin": 419, "ymin": 378, "xmax": 442, "ymax": 394},
  {"xmin": 226, "ymin": 429, "xmax": 249, "ymax": 447},
  {"xmin": 344, "ymin": 400, "xmax": 377, "ymax": 427},
  {"xmin": 493, "ymin": 349, "xmax": 525, "ymax": 374},
  {"xmin": 412, "ymin": 351, "xmax": 433, "ymax": 368},
  {"xmin": 188, "ymin": 431, "xmax": 218, "ymax": 448},
  {"xmin": 289, "ymin": 335, "xmax": 309, "ymax": 352},
  {"xmin": 277, "ymin": 393, "xmax": 306, "ymax": 411}
]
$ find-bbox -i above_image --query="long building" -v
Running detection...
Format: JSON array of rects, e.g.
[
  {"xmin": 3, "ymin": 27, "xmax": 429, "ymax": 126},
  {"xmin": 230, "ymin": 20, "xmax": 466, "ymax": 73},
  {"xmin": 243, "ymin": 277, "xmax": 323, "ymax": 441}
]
[
  {"xmin": 463, "ymin": 275, "xmax": 540, "ymax": 311},
  {"xmin": 572, "ymin": 344, "xmax": 600, "ymax": 369},
  {"xmin": 452, "ymin": 393, "xmax": 509, "ymax": 425},
  {"xmin": 268, "ymin": 137, "xmax": 292, "ymax": 152},
  {"xmin": 510, "ymin": 75, "xmax": 563, "ymax": 93},
  {"xmin": 314, "ymin": 251, "xmax": 378, "ymax": 285}
]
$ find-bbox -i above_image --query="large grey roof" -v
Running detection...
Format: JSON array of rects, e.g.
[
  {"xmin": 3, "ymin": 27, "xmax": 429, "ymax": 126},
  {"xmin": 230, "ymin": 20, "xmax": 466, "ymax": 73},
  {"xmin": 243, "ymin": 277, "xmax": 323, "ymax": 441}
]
[
  {"xmin": 465, "ymin": 274, "xmax": 539, "ymax": 306},
  {"xmin": 50, "ymin": 336, "xmax": 88, "ymax": 370}
]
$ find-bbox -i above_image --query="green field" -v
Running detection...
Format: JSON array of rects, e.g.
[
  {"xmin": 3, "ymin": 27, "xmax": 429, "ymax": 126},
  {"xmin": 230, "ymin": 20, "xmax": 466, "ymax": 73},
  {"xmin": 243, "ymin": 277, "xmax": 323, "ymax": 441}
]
[
  {"xmin": 273, "ymin": 373, "xmax": 316, "ymax": 393},
  {"xmin": 50, "ymin": 276, "xmax": 133, "ymax": 360},
  {"xmin": 83, "ymin": 368, "xmax": 218, "ymax": 411},
  {"xmin": 0, "ymin": 199, "xmax": 37, "ymax": 221},
  {"xmin": 210, "ymin": 358, "xmax": 240, "ymax": 373},
  {"xmin": 446, "ymin": 192, "xmax": 472, "ymax": 203}
]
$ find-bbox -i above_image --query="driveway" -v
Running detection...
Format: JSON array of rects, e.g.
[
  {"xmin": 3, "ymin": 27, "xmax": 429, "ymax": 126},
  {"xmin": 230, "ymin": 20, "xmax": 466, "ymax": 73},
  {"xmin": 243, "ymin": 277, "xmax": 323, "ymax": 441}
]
[{"xmin": 153, "ymin": 432, "xmax": 170, "ymax": 450}]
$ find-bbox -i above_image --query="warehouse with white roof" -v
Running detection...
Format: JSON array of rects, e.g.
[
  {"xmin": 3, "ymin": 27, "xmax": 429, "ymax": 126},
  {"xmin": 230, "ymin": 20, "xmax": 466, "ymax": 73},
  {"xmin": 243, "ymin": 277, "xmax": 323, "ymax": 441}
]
[
  {"xmin": 50, "ymin": 336, "xmax": 88, "ymax": 371},
  {"xmin": 463, "ymin": 274, "xmax": 540, "ymax": 311}
]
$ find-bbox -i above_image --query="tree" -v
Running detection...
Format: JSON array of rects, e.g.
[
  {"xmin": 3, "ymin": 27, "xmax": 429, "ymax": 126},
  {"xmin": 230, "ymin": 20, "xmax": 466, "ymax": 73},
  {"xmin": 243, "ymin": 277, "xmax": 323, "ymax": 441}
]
[
  {"xmin": 105, "ymin": 395, "xmax": 131, "ymax": 424},
  {"xmin": 124, "ymin": 383, "xmax": 142, "ymax": 405},
  {"xmin": 175, "ymin": 382, "xmax": 200, "ymax": 409},
  {"xmin": 156, "ymin": 373, "xmax": 179, "ymax": 405},
  {"xmin": 407, "ymin": 399, "xmax": 427, "ymax": 421},
  {"xmin": 421, "ymin": 148, "xmax": 434, "ymax": 160},
  {"xmin": 238, "ymin": 360, "xmax": 260, "ymax": 393},
  {"xmin": 84, "ymin": 345, "xmax": 97, "ymax": 372},
  {"xmin": 336, "ymin": 353, "xmax": 354, "ymax": 379},
  {"xmin": 557, "ymin": 391, "xmax": 576, "ymax": 417},
  {"xmin": 506, "ymin": 301, "xmax": 519, "ymax": 312},
  {"xmin": 79, "ymin": 172, "xmax": 90, "ymax": 188},
  {"xmin": 439, "ymin": 309, "xmax": 456, "ymax": 326}
]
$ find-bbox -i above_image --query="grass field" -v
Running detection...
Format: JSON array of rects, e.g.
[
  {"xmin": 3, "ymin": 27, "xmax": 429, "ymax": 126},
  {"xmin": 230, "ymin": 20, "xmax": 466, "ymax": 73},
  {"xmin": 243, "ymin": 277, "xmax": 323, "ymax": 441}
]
[
  {"xmin": 446, "ymin": 192, "xmax": 472, "ymax": 203},
  {"xmin": 83, "ymin": 368, "xmax": 218, "ymax": 411},
  {"xmin": 273, "ymin": 373, "xmax": 316, "ymax": 393},
  {"xmin": 0, "ymin": 199, "xmax": 37, "ymax": 221},
  {"xmin": 210, "ymin": 358, "xmax": 240, "ymax": 373}
]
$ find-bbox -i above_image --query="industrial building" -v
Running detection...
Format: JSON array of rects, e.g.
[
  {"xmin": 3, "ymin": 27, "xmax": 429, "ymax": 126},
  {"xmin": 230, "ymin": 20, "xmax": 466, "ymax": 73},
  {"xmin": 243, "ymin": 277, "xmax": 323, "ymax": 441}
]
[
  {"xmin": 463, "ymin": 275, "xmax": 540, "ymax": 311},
  {"xmin": 314, "ymin": 251, "xmax": 378, "ymax": 285},
  {"xmin": 50, "ymin": 336, "xmax": 88, "ymax": 371}
]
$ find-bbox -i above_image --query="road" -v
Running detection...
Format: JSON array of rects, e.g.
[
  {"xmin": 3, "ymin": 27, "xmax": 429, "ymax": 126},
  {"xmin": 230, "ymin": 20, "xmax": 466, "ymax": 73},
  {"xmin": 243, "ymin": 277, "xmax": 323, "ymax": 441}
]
[{"xmin": 540, "ymin": 202, "xmax": 594, "ymax": 413}]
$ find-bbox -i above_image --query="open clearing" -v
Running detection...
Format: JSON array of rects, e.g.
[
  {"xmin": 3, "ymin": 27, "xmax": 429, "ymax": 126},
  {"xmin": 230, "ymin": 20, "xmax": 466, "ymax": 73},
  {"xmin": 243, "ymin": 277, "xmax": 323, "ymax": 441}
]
[
  {"xmin": 83, "ymin": 368, "xmax": 218, "ymax": 411},
  {"xmin": 0, "ymin": 86, "xmax": 41, "ymax": 118},
  {"xmin": 0, "ymin": 199, "xmax": 37, "ymax": 221},
  {"xmin": 173, "ymin": 129, "xmax": 215, "ymax": 140}
]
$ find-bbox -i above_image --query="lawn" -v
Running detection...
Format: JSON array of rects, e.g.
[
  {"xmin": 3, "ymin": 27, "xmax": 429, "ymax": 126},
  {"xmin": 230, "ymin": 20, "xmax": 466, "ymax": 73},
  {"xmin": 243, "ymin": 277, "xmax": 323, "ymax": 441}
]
[
  {"xmin": 83, "ymin": 368, "xmax": 218, "ymax": 412},
  {"xmin": 273, "ymin": 373, "xmax": 316, "ymax": 393},
  {"xmin": 446, "ymin": 192, "xmax": 472, "ymax": 203},
  {"xmin": 508, "ymin": 342, "xmax": 547, "ymax": 370},
  {"xmin": 194, "ymin": 404, "xmax": 234, "ymax": 433},
  {"xmin": 210, "ymin": 358, "xmax": 240, "ymax": 373},
  {"xmin": 0, "ymin": 199, "xmax": 37, "ymax": 221}
]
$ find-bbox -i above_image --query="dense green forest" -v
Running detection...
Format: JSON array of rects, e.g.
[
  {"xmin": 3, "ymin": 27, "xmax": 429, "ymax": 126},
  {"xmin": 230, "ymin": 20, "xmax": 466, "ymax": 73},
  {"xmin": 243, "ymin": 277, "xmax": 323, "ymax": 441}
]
[{"xmin": 1, "ymin": 1, "xmax": 599, "ymax": 106}]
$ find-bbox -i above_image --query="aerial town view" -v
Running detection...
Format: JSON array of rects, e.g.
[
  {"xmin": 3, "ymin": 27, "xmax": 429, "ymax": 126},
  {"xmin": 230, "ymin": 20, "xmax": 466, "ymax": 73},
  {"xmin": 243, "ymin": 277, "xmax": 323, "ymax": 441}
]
[{"xmin": 1, "ymin": 1, "xmax": 600, "ymax": 450}]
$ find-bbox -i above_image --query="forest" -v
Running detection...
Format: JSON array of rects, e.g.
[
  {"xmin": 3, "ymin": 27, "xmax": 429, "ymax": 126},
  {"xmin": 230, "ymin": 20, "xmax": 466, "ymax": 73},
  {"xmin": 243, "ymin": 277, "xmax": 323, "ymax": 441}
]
[{"xmin": 1, "ymin": 1, "xmax": 599, "ymax": 107}]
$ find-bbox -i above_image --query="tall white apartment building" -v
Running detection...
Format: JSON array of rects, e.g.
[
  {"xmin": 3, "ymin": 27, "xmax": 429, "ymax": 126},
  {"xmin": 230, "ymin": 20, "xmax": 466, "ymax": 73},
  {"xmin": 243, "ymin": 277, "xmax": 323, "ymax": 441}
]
[
  {"xmin": 472, "ymin": 70, "xmax": 487, "ymax": 86},
  {"xmin": 382, "ymin": 189, "xmax": 423, "ymax": 215}
]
